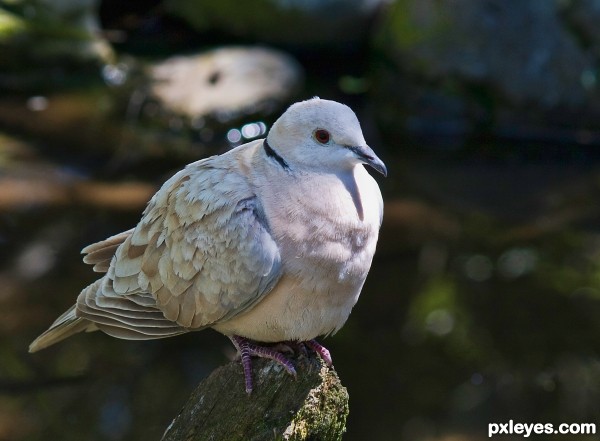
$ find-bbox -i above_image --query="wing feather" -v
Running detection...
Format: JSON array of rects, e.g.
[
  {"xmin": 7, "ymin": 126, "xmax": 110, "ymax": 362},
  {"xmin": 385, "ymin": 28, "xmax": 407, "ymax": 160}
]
[
  {"xmin": 75, "ymin": 153, "xmax": 282, "ymax": 335},
  {"xmin": 82, "ymin": 229, "xmax": 134, "ymax": 273},
  {"xmin": 76, "ymin": 281, "xmax": 186, "ymax": 336}
]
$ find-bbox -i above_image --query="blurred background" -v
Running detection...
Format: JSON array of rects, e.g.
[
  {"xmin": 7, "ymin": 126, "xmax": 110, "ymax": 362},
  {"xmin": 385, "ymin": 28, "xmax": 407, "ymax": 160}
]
[{"xmin": 1, "ymin": 0, "xmax": 600, "ymax": 440}]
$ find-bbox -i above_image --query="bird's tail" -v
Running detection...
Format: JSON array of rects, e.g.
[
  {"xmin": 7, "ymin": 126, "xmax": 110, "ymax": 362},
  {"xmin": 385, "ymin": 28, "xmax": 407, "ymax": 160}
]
[{"xmin": 29, "ymin": 305, "xmax": 96, "ymax": 353}]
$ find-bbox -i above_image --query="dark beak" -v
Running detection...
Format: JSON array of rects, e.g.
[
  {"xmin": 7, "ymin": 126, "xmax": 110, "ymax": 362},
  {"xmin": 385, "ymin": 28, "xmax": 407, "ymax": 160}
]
[{"xmin": 347, "ymin": 145, "xmax": 387, "ymax": 177}]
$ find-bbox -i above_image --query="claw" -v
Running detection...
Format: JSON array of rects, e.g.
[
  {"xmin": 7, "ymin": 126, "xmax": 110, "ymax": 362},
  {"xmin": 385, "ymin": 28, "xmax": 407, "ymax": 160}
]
[
  {"xmin": 305, "ymin": 339, "xmax": 333, "ymax": 367},
  {"xmin": 229, "ymin": 336, "xmax": 334, "ymax": 394},
  {"xmin": 230, "ymin": 336, "xmax": 297, "ymax": 394}
]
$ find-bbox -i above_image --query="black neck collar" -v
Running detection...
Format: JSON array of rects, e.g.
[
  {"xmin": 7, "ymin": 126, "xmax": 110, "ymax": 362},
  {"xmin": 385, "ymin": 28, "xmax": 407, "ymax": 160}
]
[{"xmin": 263, "ymin": 138, "xmax": 290, "ymax": 170}]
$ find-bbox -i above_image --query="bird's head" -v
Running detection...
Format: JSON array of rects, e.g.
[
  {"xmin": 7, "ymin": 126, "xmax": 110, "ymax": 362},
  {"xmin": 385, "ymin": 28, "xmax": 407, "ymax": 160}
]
[{"xmin": 266, "ymin": 98, "xmax": 387, "ymax": 177}]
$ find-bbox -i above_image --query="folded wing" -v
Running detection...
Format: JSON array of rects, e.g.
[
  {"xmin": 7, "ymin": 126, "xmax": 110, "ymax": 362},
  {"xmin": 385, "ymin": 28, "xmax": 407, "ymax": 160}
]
[{"xmin": 76, "ymin": 156, "xmax": 282, "ymax": 338}]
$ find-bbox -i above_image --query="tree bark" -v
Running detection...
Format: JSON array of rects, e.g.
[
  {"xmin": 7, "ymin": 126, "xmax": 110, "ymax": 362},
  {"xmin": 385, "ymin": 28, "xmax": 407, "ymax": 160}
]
[{"xmin": 161, "ymin": 354, "xmax": 349, "ymax": 441}]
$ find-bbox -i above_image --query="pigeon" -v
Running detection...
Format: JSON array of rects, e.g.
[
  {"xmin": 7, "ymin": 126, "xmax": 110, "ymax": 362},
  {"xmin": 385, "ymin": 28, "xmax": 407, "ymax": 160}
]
[{"xmin": 29, "ymin": 97, "xmax": 386, "ymax": 393}]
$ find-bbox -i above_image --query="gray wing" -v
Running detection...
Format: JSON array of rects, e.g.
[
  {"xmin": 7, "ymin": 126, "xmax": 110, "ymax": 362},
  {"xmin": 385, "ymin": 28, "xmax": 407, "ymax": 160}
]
[{"xmin": 76, "ymin": 157, "xmax": 283, "ymax": 336}]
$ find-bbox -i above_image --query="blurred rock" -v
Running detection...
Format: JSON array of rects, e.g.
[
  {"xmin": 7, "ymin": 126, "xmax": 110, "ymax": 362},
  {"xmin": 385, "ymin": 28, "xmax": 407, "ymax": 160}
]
[
  {"xmin": 0, "ymin": 91, "xmax": 214, "ymax": 162},
  {"xmin": 0, "ymin": 148, "xmax": 155, "ymax": 211},
  {"xmin": 0, "ymin": 175, "xmax": 155, "ymax": 211},
  {"xmin": 146, "ymin": 46, "xmax": 303, "ymax": 124},
  {"xmin": 373, "ymin": 0, "xmax": 600, "ymax": 137},
  {"xmin": 0, "ymin": 0, "xmax": 113, "ymax": 90},
  {"xmin": 164, "ymin": 0, "xmax": 385, "ymax": 48}
]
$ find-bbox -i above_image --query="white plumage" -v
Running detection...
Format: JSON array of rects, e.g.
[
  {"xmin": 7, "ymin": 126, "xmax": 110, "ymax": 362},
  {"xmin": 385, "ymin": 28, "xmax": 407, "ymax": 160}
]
[{"xmin": 29, "ymin": 98, "xmax": 385, "ymax": 389}]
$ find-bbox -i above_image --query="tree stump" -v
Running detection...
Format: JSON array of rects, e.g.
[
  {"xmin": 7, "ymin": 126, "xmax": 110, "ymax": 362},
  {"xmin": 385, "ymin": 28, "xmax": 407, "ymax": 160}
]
[{"xmin": 161, "ymin": 354, "xmax": 349, "ymax": 441}]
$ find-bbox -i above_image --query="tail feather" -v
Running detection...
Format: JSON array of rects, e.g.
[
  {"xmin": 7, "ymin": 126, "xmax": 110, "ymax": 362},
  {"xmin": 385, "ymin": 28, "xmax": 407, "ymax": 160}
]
[{"xmin": 29, "ymin": 305, "xmax": 95, "ymax": 353}]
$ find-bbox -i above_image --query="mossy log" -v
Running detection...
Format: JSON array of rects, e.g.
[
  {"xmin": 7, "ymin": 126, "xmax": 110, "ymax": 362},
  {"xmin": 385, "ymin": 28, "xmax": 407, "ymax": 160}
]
[{"xmin": 161, "ymin": 354, "xmax": 349, "ymax": 441}]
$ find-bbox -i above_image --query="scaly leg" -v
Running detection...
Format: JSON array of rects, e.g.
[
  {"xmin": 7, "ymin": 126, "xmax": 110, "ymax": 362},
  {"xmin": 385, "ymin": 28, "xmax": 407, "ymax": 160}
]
[{"xmin": 230, "ymin": 335, "xmax": 297, "ymax": 394}]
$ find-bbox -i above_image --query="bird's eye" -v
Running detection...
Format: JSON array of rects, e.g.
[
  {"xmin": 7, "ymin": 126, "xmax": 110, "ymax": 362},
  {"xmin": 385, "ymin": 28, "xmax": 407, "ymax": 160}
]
[{"xmin": 314, "ymin": 129, "xmax": 331, "ymax": 144}]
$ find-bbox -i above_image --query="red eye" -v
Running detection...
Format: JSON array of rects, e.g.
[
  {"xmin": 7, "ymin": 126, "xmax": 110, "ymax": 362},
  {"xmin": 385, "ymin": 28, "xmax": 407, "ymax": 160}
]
[{"xmin": 314, "ymin": 129, "xmax": 330, "ymax": 144}]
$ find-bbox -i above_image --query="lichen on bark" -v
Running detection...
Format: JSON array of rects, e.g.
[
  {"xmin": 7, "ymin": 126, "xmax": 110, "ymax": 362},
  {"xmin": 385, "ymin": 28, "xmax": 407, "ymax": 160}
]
[{"xmin": 162, "ymin": 353, "xmax": 349, "ymax": 441}]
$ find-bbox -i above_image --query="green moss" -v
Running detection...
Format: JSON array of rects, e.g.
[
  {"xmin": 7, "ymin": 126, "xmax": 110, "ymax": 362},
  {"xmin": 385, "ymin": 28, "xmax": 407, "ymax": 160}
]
[
  {"xmin": 283, "ymin": 364, "xmax": 349, "ymax": 441},
  {"xmin": 162, "ymin": 357, "xmax": 348, "ymax": 441}
]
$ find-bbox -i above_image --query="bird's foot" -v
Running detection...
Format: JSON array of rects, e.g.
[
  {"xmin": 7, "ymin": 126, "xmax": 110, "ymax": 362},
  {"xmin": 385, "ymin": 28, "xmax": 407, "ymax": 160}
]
[
  {"xmin": 280, "ymin": 339, "xmax": 332, "ymax": 366},
  {"xmin": 230, "ymin": 335, "xmax": 297, "ymax": 394},
  {"xmin": 305, "ymin": 339, "xmax": 333, "ymax": 367},
  {"xmin": 229, "ymin": 336, "xmax": 333, "ymax": 394}
]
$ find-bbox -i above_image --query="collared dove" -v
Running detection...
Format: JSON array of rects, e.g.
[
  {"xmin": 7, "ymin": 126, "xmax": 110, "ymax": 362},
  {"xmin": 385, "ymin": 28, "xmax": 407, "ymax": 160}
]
[{"xmin": 29, "ymin": 97, "xmax": 386, "ymax": 393}]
